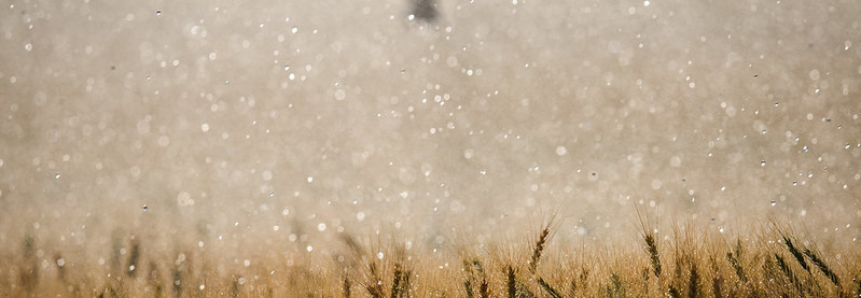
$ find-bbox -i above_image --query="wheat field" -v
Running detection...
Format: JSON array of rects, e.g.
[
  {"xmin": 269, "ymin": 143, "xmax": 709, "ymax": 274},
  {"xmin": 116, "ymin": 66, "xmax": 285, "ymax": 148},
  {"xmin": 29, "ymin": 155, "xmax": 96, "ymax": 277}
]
[{"xmin": 2, "ymin": 215, "xmax": 860, "ymax": 297}]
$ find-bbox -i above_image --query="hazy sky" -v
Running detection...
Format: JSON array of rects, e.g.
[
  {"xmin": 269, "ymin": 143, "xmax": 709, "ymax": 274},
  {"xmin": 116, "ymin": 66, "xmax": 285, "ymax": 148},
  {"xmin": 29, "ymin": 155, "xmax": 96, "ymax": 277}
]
[{"xmin": 1, "ymin": 0, "xmax": 859, "ymax": 253}]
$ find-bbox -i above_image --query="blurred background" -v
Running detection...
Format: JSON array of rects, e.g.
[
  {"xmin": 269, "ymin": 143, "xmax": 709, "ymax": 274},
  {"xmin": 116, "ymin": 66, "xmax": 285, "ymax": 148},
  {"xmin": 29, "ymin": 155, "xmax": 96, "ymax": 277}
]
[{"xmin": 0, "ymin": 0, "xmax": 859, "ymax": 260}]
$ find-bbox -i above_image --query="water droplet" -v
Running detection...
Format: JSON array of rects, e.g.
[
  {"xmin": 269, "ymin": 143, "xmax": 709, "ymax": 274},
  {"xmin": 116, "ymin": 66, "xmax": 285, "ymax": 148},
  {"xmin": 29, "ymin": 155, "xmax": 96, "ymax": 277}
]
[
  {"xmin": 156, "ymin": 11, "xmax": 161, "ymax": 16},
  {"xmin": 142, "ymin": 205, "xmax": 148, "ymax": 212},
  {"xmin": 770, "ymin": 200, "xmax": 776, "ymax": 206},
  {"xmin": 377, "ymin": 252, "xmax": 384, "ymax": 259},
  {"xmin": 464, "ymin": 149, "xmax": 474, "ymax": 159},
  {"xmin": 306, "ymin": 245, "xmax": 313, "ymax": 252},
  {"xmin": 54, "ymin": 173, "xmax": 61, "ymax": 179},
  {"xmin": 334, "ymin": 89, "xmax": 346, "ymax": 101},
  {"xmin": 761, "ymin": 160, "xmax": 766, "ymax": 167},
  {"xmin": 803, "ymin": 146, "xmax": 809, "ymax": 152}
]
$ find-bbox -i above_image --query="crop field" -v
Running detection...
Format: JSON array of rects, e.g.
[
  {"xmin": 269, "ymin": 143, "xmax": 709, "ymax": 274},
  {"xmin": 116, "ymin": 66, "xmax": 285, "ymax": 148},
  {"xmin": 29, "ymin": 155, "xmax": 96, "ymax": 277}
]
[
  {"xmin": 1, "ymin": 0, "xmax": 859, "ymax": 297},
  {"xmin": 2, "ymin": 216, "xmax": 860, "ymax": 297}
]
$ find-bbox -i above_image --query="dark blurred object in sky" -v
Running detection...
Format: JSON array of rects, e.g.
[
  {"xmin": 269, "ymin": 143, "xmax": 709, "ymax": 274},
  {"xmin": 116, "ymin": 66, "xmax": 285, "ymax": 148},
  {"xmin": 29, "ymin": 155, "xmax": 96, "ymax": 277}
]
[{"xmin": 411, "ymin": 0, "xmax": 438, "ymax": 22}]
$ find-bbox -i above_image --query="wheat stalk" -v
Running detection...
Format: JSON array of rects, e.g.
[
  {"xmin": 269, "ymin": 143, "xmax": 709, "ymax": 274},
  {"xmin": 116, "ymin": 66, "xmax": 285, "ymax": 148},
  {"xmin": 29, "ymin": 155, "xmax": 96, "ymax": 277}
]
[
  {"xmin": 803, "ymin": 248, "xmax": 839, "ymax": 286},
  {"xmin": 528, "ymin": 225, "xmax": 552, "ymax": 274}
]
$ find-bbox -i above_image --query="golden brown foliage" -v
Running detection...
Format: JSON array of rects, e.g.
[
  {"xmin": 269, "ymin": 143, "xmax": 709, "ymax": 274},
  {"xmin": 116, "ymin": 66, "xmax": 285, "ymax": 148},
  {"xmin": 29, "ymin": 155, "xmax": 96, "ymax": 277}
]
[{"xmin": 2, "ymin": 221, "xmax": 858, "ymax": 298}]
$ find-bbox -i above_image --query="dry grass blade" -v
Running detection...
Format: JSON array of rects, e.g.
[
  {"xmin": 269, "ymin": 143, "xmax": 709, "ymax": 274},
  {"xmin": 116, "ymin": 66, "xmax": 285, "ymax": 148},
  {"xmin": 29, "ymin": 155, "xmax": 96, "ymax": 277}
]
[
  {"xmin": 726, "ymin": 251, "xmax": 745, "ymax": 281},
  {"xmin": 464, "ymin": 279, "xmax": 474, "ymax": 298},
  {"xmin": 607, "ymin": 272, "xmax": 625, "ymax": 298},
  {"xmin": 516, "ymin": 282, "xmax": 537, "ymax": 298},
  {"xmin": 54, "ymin": 253, "xmax": 66, "ymax": 283},
  {"xmin": 644, "ymin": 232, "xmax": 662, "ymax": 278},
  {"xmin": 342, "ymin": 233, "xmax": 366, "ymax": 257},
  {"xmin": 803, "ymin": 248, "xmax": 839, "ymax": 286},
  {"xmin": 391, "ymin": 262, "xmax": 403, "ymax": 298},
  {"xmin": 781, "ymin": 236, "xmax": 810, "ymax": 273},
  {"xmin": 711, "ymin": 275, "xmax": 723, "ymax": 298},
  {"xmin": 479, "ymin": 278, "xmax": 489, "ymax": 298},
  {"xmin": 637, "ymin": 207, "xmax": 662, "ymax": 278},
  {"xmin": 401, "ymin": 269, "xmax": 412, "ymax": 298},
  {"xmin": 726, "ymin": 239, "xmax": 746, "ymax": 280},
  {"xmin": 146, "ymin": 261, "xmax": 162, "ymax": 298},
  {"xmin": 709, "ymin": 256, "xmax": 723, "ymax": 298},
  {"xmin": 126, "ymin": 238, "xmax": 141, "ymax": 277},
  {"xmin": 537, "ymin": 277, "xmax": 563, "ymax": 298},
  {"xmin": 20, "ymin": 235, "xmax": 38, "ymax": 293},
  {"xmin": 172, "ymin": 266, "xmax": 182, "ymax": 298},
  {"xmin": 529, "ymin": 221, "xmax": 554, "ymax": 274},
  {"xmin": 667, "ymin": 285, "xmax": 681, "ymax": 298},
  {"xmin": 688, "ymin": 262, "xmax": 701, "ymax": 298},
  {"xmin": 507, "ymin": 266, "xmax": 516, "ymax": 298},
  {"xmin": 774, "ymin": 253, "xmax": 801, "ymax": 293},
  {"xmin": 231, "ymin": 277, "xmax": 240, "ymax": 298},
  {"xmin": 463, "ymin": 258, "xmax": 483, "ymax": 298},
  {"xmin": 344, "ymin": 275, "xmax": 351, "ymax": 298},
  {"xmin": 856, "ymin": 276, "xmax": 861, "ymax": 297},
  {"xmin": 365, "ymin": 262, "xmax": 385, "ymax": 298}
]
